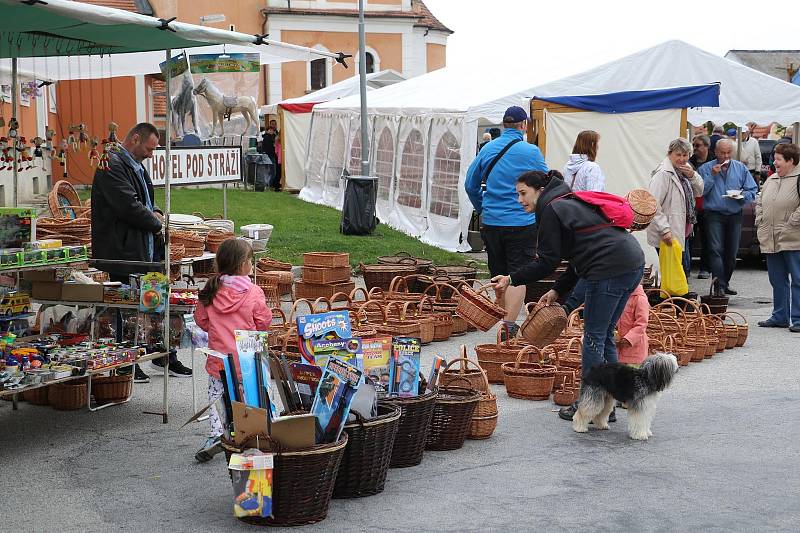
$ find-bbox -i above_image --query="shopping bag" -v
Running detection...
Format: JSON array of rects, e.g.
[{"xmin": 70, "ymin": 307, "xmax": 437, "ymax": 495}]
[{"xmin": 658, "ymin": 241, "xmax": 688, "ymax": 296}]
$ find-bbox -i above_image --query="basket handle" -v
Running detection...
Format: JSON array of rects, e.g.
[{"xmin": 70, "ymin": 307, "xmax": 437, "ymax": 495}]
[
  {"xmin": 422, "ymin": 282, "xmax": 441, "ymax": 299},
  {"xmin": 394, "ymin": 251, "xmax": 412, "ymax": 258},
  {"xmin": 434, "ymin": 282, "xmax": 462, "ymax": 301},
  {"xmin": 397, "ymin": 257, "xmax": 417, "ymax": 265},
  {"xmin": 443, "ymin": 376, "xmax": 475, "ymax": 391},
  {"xmin": 566, "ymin": 305, "xmax": 584, "ymax": 328},
  {"xmin": 367, "ymin": 287, "xmax": 386, "ymax": 301},
  {"xmin": 289, "ymin": 298, "xmax": 313, "ymax": 322},
  {"xmin": 359, "ymin": 300, "xmax": 388, "ymax": 324},
  {"xmin": 235, "ymin": 433, "xmax": 284, "ymax": 454},
  {"xmin": 388, "ymin": 275, "xmax": 409, "ymax": 294},
  {"xmin": 312, "ymin": 297, "xmax": 331, "ymax": 313},
  {"xmin": 329, "ymin": 292, "xmax": 353, "ymax": 310},
  {"xmin": 417, "ymin": 296, "xmax": 435, "ymax": 315},
  {"xmin": 474, "ymin": 283, "xmax": 497, "ymax": 302},
  {"xmin": 349, "ymin": 287, "xmax": 369, "ymax": 304},
  {"xmin": 495, "ymin": 322, "xmax": 513, "ymax": 347},
  {"xmin": 270, "ymin": 307, "xmax": 287, "ymax": 328},
  {"xmin": 722, "ymin": 310, "xmax": 747, "ymax": 326},
  {"xmin": 662, "ymin": 296, "xmax": 701, "ymax": 314},
  {"xmin": 515, "ymin": 345, "xmax": 545, "ymax": 368}
]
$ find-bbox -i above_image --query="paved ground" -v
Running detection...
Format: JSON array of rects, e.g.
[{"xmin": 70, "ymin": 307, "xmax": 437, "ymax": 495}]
[{"xmin": 3, "ymin": 264, "xmax": 799, "ymax": 532}]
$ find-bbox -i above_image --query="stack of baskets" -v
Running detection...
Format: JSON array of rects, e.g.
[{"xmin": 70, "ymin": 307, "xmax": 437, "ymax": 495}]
[
  {"xmin": 296, "ymin": 253, "xmax": 355, "ymax": 300},
  {"xmin": 256, "ymin": 269, "xmax": 294, "ymax": 298},
  {"xmin": 48, "ymin": 180, "xmax": 90, "ymax": 219},
  {"xmin": 205, "ymin": 229, "xmax": 235, "ymax": 252},
  {"xmin": 359, "ymin": 261, "xmax": 418, "ymax": 291},
  {"xmin": 437, "ymin": 353, "xmax": 498, "ymax": 440},
  {"xmin": 36, "ymin": 217, "xmax": 92, "ymax": 247},
  {"xmin": 171, "ymin": 230, "xmax": 205, "ymax": 258}
]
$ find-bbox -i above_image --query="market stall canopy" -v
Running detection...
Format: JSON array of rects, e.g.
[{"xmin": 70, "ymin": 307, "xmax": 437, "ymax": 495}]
[
  {"xmin": 0, "ymin": 0, "xmax": 348, "ymax": 67},
  {"xmin": 262, "ymin": 70, "xmax": 405, "ymax": 115},
  {"xmin": 535, "ymin": 84, "xmax": 720, "ymax": 114},
  {"xmin": 532, "ymin": 40, "xmax": 800, "ymax": 126}
]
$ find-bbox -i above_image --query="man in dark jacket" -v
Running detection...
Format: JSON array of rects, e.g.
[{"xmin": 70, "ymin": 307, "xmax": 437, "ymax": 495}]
[{"xmin": 92, "ymin": 122, "xmax": 192, "ymax": 381}]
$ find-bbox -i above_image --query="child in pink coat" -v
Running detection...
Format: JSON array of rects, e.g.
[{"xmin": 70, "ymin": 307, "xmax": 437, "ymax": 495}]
[
  {"xmin": 616, "ymin": 284, "xmax": 650, "ymax": 366},
  {"xmin": 193, "ymin": 238, "xmax": 272, "ymax": 462}
]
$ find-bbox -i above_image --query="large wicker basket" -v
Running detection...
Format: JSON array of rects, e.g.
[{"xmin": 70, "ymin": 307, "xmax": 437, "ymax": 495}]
[
  {"xmin": 455, "ymin": 284, "xmax": 505, "ymax": 332},
  {"xmin": 303, "ymin": 252, "xmax": 349, "ymax": 268},
  {"xmin": 475, "ymin": 325, "xmax": 526, "ymax": 384},
  {"xmin": 625, "ymin": 188, "xmax": 657, "ymax": 231},
  {"xmin": 379, "ymin": 389, "xmax": 437, "ymax": 468},
  {"xmin": 223, "ymin": 434, "xmax": 348, "ymax": 527},
  {"xmin": 360, "ymin": 261, "xmax": 418, "ymax": 291},
  {"xmin": 518, "ymin": 302, "xmax": 567, "ymax": 347},
  {"xmin": 48, "ymin": 379, "xmax": 87, "ymax": 410},
  {"xmin": 92, "ymin": 373, "xmax": 133, "ymax": 404},
  {"xmin": 502, "ymin": 346, "xmax": 557, "ymax": 401},
  {"xmin": 333, "ymin": 404, "xmax": 401, "ymax": 499},
  {"xmin": 425, "ymin": 384, "xmax": 481, "ymax": 451},
  {"xmin": 438, "ymin": 349, "xmax": 490, "ymax": 393},
  {"xmin": 466, "ymin": 365, "xmax": 498, "ymax": 440},
  {"xmin": 21, "ymin": 386, "xmax": 50, "ymax": 405}
]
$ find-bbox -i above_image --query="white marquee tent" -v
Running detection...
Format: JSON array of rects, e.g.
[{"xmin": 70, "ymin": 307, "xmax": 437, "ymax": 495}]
[{"xmin": 304, "ymin": 40, "xmax": 800, "ymax": 252}]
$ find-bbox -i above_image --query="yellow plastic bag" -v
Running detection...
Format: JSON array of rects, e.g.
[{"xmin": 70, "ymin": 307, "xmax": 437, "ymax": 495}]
[{"xmin": 659, "ymin": 241, "xmax": 688, "ymax": 296}]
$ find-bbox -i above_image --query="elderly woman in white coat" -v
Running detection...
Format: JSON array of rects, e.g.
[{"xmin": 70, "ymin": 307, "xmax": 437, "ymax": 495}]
[{"xmin": 647, "ymin": 138, "xmax": 705, "ymax": 275}]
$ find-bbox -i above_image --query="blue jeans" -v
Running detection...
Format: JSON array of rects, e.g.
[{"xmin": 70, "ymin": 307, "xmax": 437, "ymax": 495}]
[
  {"xmin": 581, "ymin": 266, "xmax": 645, "ymax": 378},
  {"xmin": 703, "ymin": 210, "xmax": 743, "ymax": 290},
  {"xmin": 564, "ymin": 278, "xmax": 587, "ymax": 314},
  {"xmin": 683, "ymin": 234, "xmax": 693, "ymax": 276},
  {"xmin": 766, "ymin": 251, "xmax": 800, "ymax": 327}
]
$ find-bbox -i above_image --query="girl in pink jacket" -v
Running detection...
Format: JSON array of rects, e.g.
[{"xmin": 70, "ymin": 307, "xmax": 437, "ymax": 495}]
[
  {"xmin": 616, "ymin": 284, "xmax": 650, "ymax": 366},
  {"xmin": 193, "ymin": 238, "xmax": 272, "ymax": 462}
]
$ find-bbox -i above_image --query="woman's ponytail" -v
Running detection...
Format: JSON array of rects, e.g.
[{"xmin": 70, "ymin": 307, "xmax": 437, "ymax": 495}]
[{"xmin": 517, "ymin": 169, "xmax": 564, "ymax": 189}]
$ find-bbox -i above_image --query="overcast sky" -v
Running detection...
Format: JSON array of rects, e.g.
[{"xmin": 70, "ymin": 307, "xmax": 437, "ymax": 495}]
[{"xmin": 425, "ymin": 0, "xmax": 800, "ymax": 81}]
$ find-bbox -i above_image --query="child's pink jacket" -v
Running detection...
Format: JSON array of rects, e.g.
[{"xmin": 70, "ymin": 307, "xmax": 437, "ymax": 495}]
[
  {"xmin": 195, "ymin": 281, "xmax": 272, "ymax": 380},
  {"xmin": 617, "ymin": 285, "xmax": 650, "ymax": 365}
]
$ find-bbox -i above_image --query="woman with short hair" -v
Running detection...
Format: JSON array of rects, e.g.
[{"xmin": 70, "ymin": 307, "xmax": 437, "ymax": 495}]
[
  {"xmin": 647, "ymin": 138, "xmax": 704, "ymax": 276},
  {"xmin": 756, "ymin": 143, "xmax": 800, "ymax": 332},
  {"xmin": 562, "ymin": 130, "xmax": 605, "ymax": 192}
]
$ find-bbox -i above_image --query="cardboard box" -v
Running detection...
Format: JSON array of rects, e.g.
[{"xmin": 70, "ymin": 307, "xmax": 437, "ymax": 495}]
[
  {"xmin": 31, "ymin": 282, "xmax": 63, "ymax": 300},
  {"xmin": 61, "ymin": 282, "xmax": 104, "ymax": 302},
  {"xmin": 23, "ymin": 267, "xmax": 76, "ymax": 282}
]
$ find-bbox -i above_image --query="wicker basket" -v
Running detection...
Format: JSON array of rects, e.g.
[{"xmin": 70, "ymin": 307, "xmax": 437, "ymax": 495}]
[
  {"xmin": 379, "ymin": 390, "xmax": 437, "ymax": 468},
  {"xmin": 430, "ymin": 262, "xmax": 479, "ymax": 282},
  {"xmin": 475, "ymin": 325, "xmax": 526, "ymax": 384},
  {"xmin": 256, "ymin": 269, "xmax": 294, "ymax": 297},
  {"xmin": 48, "ymin": 379, "xmax": 87, "ymax": 410},
  {"xmin": 466, "ymin": 365, "xmax": 498, "ymax": 440},
  {"xmin": 438, "ymin": 349, "xmax": 490, "ymax": 393},
  {"xmin": 360, "ymin": 261, "xmax": 418, "ymax": 291},
  {"xmin": 205, "ymin": 230, "xmax": 235, "ymax": 253},
  {"xmin": 49, "ymin": 180, "xmax": 89, "ymax": 219},
  {"xmin": 21, "ymin": 386, "xmax": 49, "ymax": 405},
  {"xmin": 725, "ymin": 311, "xmax": 749, "ymax": 347},
  {"xmin": 296, "ymin": 280, "xmax": 356, "ymax": 300},
  {"xmin": 455, "ymin": 284, "xmax": 505, "ymax": 332},
  {"xmin": 92, "ymin": 373, "xmax": 133, "ymax": 404},
  {"xmin": 425, "ymin": 384, "xmax": 481, "ymax": 451},
  {"xmin": 303, "ymin": 252, "xmax": 349, "ymax": 268},
  {"xmin": 502, "ymin": 346, "xmax": 557, "ymax": 401},
  {"xmin": 377, "ymin": 252, "xmax": 433, "ymax": 277},
  {"xmin": 552, "ymin": 372, "xmax": 579, "ymax": 406},
  {"xmin": 333, "ymin": 404, "xmax": 401, "ymax": 499},
  {"xmin": 302, "ymin": 266, "xmax": 351, "ymax": 284},
  {"xmin": 223, "ymin": 434, "xmax": 348, "ymax": 527},
  {"xmin": 518, "ymin": 302, "xmax": 568, "ymax": 347},
  {"xmin": 257, "ymin": 257, "xmax": 292, "ymax": 272},
  {"xmin": 625, "ymin": 188, "xmax": 657, "ymax": 231}
]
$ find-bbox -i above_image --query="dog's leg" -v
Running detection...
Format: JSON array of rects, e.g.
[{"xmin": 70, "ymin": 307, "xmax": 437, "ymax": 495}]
[
  {"xmin": 573, "ymin": 386, "xmax": 602, "ymax": 433},
  {"xmin": 627, "ymin": 399, "xmax": 649, "ymax": 440},
  {"xmin": 592, "ymin": 393, "xmax": 614, "ymax": 430},
  {"xmin": 643, "ymin": 393, "xmax": 659, "ymax": 438}
]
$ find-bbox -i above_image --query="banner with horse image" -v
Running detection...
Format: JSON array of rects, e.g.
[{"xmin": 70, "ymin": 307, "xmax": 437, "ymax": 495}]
[{"xmin": 186, "ymin": 53, "xmax": 261, "ymax": 140}]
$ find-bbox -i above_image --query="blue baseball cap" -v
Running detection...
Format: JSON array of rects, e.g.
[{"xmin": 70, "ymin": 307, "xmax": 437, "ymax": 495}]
[
  {"xmin": 726, "ymin": 128, "xmax": 737, "ymax": 137},
  {"xmin": 503, "ymin": 105, "xmax": 529, "ymax": 123}
]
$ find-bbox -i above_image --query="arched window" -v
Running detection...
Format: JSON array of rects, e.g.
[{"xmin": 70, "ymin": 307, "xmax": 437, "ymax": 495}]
[
  {"xmin": 397, "ymin": 129, "xmax": 424, "ymax": 209},
  {"xmin": 310, "ymin": 58, "xmax": 327, "ymax": 91},
  {"xmin": 375, "ymin": 127, "xmax": 395, "ymax": 201},
  {"xmin": 365, "ymin": 52, "xmax": 375, "ymax": 74},
  {"xmin": 430, "ymin": 132, "xmax": 462, "ymax": 218},
  {"xmin": 325, "ymin": 124, "xmax": 346, "ymax": 189},
  {"xmin": 348, "ymin": 127, "xmax": 361, "ymax": 173}
]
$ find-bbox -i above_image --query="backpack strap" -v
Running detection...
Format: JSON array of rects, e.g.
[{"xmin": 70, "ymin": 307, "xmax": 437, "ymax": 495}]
[{"xmin": 480, "ymin": 138, "xmax": 522, "ymax": 191}]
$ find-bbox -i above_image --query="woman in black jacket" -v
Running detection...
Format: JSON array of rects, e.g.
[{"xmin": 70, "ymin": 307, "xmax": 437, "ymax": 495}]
[{"xmin": 492, "ymin": 170, "xmax": 645, "ymax": 420}]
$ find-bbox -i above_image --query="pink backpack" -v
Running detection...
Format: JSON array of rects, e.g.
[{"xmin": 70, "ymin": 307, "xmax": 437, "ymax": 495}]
[{"xmin": 553, "ymin": 191, "xmax": 635, "ymax": 233}]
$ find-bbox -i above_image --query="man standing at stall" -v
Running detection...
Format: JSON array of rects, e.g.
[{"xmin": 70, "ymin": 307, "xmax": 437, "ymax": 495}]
[
  {"xmin": 465, "ymin": 106, "xmax": 548, "ymax": 339},
  {"xmin": 91, "ymin": 122, "xmax": 192, "ymax": 382}
]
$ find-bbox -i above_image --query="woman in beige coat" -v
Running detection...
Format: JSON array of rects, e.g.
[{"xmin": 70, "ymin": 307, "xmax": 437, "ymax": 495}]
[
  {"xmin": 755, "ymin": 143, "xmax": 800, "ymax": 332},
  {"xmin": 647, "ymin": 138, "xmax": 705, "ymax": 274}
]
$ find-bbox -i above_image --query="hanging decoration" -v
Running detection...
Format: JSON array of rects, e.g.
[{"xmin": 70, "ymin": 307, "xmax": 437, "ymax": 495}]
[
  {"xmin": 98, "ymin": 140, "xmax": 111, "ymax": 170},
  {"xmin": 31, "ymin": 136, "xmax": 44, "ymax": 167},
  {"xmin": 88, "ymin": 137, "xmax": 100, "ymax": 167},
  {"xmin": 7, "ymin": 117, "xmax": 18, "ymax": 141},
  {"xmin": 78, "ymin": 123, "xmax": 89, "ymax": 150},
  {"xmin": 67, "ymin": 125, "xmax": 78, "ymax": 152},
  {"xmin": 0, "ymin": 137, "xmax": 11, "ymax": 170},
  {"xmin": 45, "ymin": 127, "xmax": 56, "ymax": 159},
  {"xmin": 58, "ymin": 138, "xmax": 68, "ymax": 178},
  {"xmin": 107, "ymin": 122, "xmax": 119, "ymax": 149}
]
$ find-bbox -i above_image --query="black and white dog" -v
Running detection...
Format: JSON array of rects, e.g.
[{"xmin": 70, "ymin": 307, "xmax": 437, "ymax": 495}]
[{"xmin": 573, "ymin": 353, "xmax": 678, "ymax": 440}]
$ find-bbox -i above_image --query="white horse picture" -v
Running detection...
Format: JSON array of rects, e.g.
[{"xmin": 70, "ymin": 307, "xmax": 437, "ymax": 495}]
[{"xmin": 192, "ymin": 77, "xmax": 258, "ymax": 137}]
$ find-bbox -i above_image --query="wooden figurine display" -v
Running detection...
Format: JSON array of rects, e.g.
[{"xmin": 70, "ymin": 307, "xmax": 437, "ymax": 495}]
[{"xmin": 88, "ymin": 137, "xmax": 100, "ymax": 167}]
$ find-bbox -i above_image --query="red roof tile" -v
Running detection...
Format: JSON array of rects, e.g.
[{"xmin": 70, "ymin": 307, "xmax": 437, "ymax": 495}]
[{"xmin": 412, "ymin": 0, "xmax": 452, "ymax": 34}]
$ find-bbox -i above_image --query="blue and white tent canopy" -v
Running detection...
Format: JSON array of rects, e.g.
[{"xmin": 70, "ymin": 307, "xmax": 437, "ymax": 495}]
[{"xmin": 534, "ymin": 83, "xmax": 720, "ymax": 114}]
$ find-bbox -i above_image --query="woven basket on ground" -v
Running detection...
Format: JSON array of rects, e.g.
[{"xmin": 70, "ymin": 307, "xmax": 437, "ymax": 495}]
[
  {"xmin": 303, "ymin": 252, "xmax": 349, "ymax": 268},
  {"xmin": 372, "ymin": 302, "xmax": 423, "ymax": 339},
  {"xmin": 48, "ymin": 379, "xmax": 87, "ymax": 410},
  {"xmin": 463, "ymin": 364, "xmax": 498, "ymax": 440},
  {"xmin": 475, "ymin": 325, "xmax": 527, "ymax": 384},
  {"xmin": 425, "ymin": 381, "xmax": 480, "ymax": 451},
  {"xmin": 720, "ymin": 314, "xmax": 740, "ymax": 349},
  {"xmin": 360, "ymin": 261, "xmax": 418, "ymax": 292},
  {"xmin": 683, "ymin": 317, "xmax": 709, "ymax": 362},
  {"xmin": 386, "ymin": 275, "xmax": 430, "ymax": 303},
  {"xmin": 519, "ymin": 302, "xmax": 568, "ymax": 347},
  {"xmin": 502, "ymin": 346, "xmax": 557, "ymax": 401},
  {"xmin": 705, "ymin": 314, "xmax": 727, "ymax": 353},
  {"xmin": 379, "ymin": 389, "xmax": 437, "ymax": 468},
  {"xmin": 256, "ymin": 269, "xmax": 294, "ymax": 297},
  {"xmin": 724, "ymin": 311, "xmax": 749, "ymax": 347},
  {"xmin": 92, "ymin": 373, "xmax": 133, "ymax": 404},
  {"xmin": 625, "ymin": 188, "xmax": 658, "ymax": 231},
  {"xmin": 377, "ymin": 251, "xmax": 433, "ymax": 277},
  {"xmin": 333, "ymin": 404, "xmax": 401, "ymax": 499},
  {"xmin": 552, "ymin": 371, "xmax": 579, "ymax": 406},
  {"xmin": 455, "ymin": 283, "xmax": 505, "ymax": 332},
  {"xmin": 438, "ymin": 348, "xmax": 490, "ymax": 393},
  {"xmin": 222, "ymin": 434, "xmax": 348, "ymax": 527},
  {"xmin": 205, "ymin": 229, "xmax": 234, "ymax": 253},
  {"xmin": 418, "ymin": 297, "xmax": 453, "ymax": 342},
  {"xmin": 21, "ymin": 386, "xmax": 49, "ymax": 405},
  {"xmin": 430, "ymin": 262, "xmax": 479, "ymax": 283}
]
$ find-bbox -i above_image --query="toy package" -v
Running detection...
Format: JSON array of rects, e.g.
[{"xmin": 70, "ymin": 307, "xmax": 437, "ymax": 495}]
[
  {"xmin": 427, "ymin": 355, "xmax": 446, "ymax": 392},
  {"xmin": 229, "ymin": 451, "xmax": 274, "ymax": 519},
  {"xmin": 311, "ymin": 337, "xmax": 362, "ymax": 369},
  {"xmin": 361, "ymin": 336, "xmax": 392, "ymax": 392},
  {"xmin": 295, "ymin": 311, "xmax": 351, "ymax": 365},
  {"xmin": 234, "ymin": 330, "xmax": 270, "ymax": 410},
  {"xmin": 310, "ymin": 357, "xmax": 362, "ymax": 443},
  {"xmin": 389, "ymin": 337, "xmax": 421, "ymax": 397},
  {"xmin": 138, "ymin": 272, "xmax": 169, "ymax": 314},
  {"xmin": 289, "ymin": 362, "xmax": 323, "ymax": 410}
]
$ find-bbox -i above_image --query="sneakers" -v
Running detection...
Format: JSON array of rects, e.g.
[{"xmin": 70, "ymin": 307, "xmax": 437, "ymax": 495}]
[
  {"xmin": 195, "ymin": 437, "xmax": 222, "ymax": 463},
  {"xmin": 500, "ymin": 322, "xmax": 520, "ymax": 342},
  {"xmin": 697, "ymin": 271, "xmax": 710, "ymax": 279},
  {"xmin": 558, "ymin": 402, "xmax": 577, "ymax": 421},
  {"xmin": 150, "ymin": 359, "xmax": 193, "ymax": 378},
  {"xmin": 758, "ymin": 319, "xmax": 788, "ymax": 328},
  {"xmin": 134, "ymin": 365, "xmax": 151, "ymax": 384}
]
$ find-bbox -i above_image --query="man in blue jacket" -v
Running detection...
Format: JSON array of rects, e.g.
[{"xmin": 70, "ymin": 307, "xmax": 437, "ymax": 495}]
[
  {"xmin": 698, "ymin": 138, "xmax": 758, "ymax": 296},
  {"xmin": 465, "ymin": 106, "xmax": 548, "ymax": 336}
]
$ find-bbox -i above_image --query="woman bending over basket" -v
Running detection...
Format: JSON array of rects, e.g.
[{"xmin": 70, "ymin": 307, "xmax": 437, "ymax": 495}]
[{"xmin": 491, "ymin": 170, "xmax": 645, "ymax": 422}]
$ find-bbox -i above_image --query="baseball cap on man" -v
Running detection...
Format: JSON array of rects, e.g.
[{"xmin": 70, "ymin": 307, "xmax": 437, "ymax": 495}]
[
  {"xmin": 503, "ymin": 106, "xmax": 529, "ymax": 124},
  {"xmin": 726, "ymin": 128, "xmax": 737, "ymax": 137}
]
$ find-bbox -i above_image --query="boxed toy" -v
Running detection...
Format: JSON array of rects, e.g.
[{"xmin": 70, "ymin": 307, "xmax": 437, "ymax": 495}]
[
  {"xmin": 0, "ymin": 207, "xmax": 36, "ymax": 249},
  {"xmin": 362, "ymin": 336, "xmax": 392, "ymax": 392},
  {"xmin": 310, "ymin": 337, "xmax": 362, "ymax": 369},
  {"xmin": 389, "ymin": 337, "xmax": 421, "ymax": 397},
  {"xmin": 295, "ymin": 311, "xmax": 351, "ymax": 365}
]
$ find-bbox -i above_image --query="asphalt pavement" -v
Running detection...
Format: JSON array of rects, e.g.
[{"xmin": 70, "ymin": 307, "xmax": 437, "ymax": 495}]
[{"xmin": 2, "ymin": 264, "xmax": 799, "ymax": 532}]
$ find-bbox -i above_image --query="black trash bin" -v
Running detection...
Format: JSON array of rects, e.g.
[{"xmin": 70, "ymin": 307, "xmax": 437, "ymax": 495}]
[
  {"xmin": 341, "ymin": 175, "xmax": 379, "ymax": 235},
  {"xmin": 245, "ymin": 153, "xmax": 274, "ymax": 192}
]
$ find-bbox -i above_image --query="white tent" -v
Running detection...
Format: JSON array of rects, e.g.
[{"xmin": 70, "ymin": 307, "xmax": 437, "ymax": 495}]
[{"xmin": 260, "ymin": 70, "xmax": 405, "ymax": 191}]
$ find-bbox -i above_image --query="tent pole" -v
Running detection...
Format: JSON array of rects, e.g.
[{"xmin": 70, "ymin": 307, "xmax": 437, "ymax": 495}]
[
  {"xmin": 358, "ymin": 0, "xmax": 369, "ymax": 176},
  {"xmin": 11, "ymin": 57, "xmax": 18, "ymax": 207},
  {"xmin": 736, "ymin": 126, "xmax": 742, "ymax": 161},
  {"xmin": 162, "ymin": 48, "xmax": 172, "ymax": 425}
]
